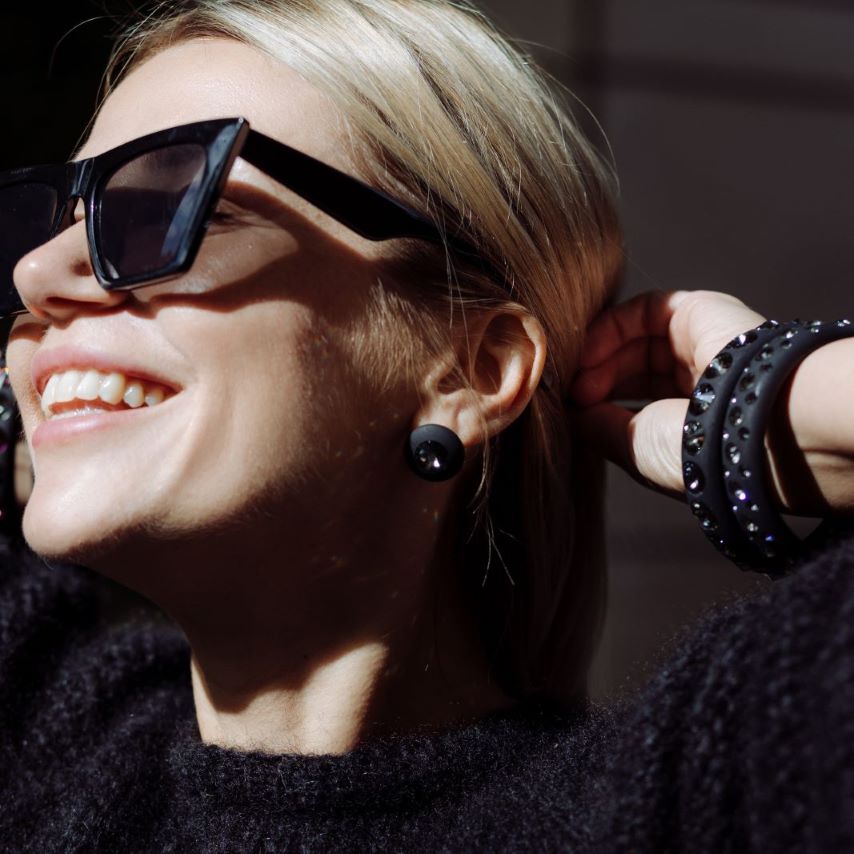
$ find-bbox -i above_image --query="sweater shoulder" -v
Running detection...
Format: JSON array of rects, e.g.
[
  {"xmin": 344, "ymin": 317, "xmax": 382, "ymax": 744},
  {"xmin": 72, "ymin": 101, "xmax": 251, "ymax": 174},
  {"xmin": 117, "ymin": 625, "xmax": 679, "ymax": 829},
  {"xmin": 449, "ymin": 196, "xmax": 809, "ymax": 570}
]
[
  {"xmin": 641, "ymin": 520, "xmax": 854, "ymax": 700},
  {"xmin": 593, "ymin": 521, "xmax": 854, "ymax": 852},
  {"xmin": 0, "ymin": 540, "xmax": 190, "ymax": 760},
  {"xmin": 0, "ymin": 541, "xmax": 100, "ymax": 685}
]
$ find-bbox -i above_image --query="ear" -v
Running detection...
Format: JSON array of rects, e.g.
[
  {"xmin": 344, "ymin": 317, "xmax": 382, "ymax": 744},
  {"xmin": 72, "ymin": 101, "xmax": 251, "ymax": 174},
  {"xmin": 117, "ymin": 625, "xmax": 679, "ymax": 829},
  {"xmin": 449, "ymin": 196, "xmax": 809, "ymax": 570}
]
[{"xmin": 415, "ymin": 309, "xmax": 547, "ymax": 449}]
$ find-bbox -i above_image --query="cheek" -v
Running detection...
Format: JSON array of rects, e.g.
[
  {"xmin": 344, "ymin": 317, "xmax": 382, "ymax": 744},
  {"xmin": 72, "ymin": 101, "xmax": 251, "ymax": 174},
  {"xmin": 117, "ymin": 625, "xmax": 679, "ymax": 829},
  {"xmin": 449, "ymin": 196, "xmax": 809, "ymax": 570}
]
[
  {"xmin": 132, "ymin": 225, "xmax": 301, "ymax": 304},
  {"xmin": 9, "ymin": 230, "xmax": 395, "ymax": 554},
  {"xmin": 16, "ymin": 305, "xmax": 320, "ymax": 560},
  {"xmin": 155, "ymin": 300, "xmax": 320, "ymax": 516}
]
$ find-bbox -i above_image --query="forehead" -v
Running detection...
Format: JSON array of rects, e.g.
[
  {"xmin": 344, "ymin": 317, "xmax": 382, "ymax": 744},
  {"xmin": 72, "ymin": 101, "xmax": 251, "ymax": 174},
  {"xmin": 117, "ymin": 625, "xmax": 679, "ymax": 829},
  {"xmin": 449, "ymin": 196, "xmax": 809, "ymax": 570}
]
[{"xmin": 78, "ymin": 38, "xmax": 352, "ymax": 171}]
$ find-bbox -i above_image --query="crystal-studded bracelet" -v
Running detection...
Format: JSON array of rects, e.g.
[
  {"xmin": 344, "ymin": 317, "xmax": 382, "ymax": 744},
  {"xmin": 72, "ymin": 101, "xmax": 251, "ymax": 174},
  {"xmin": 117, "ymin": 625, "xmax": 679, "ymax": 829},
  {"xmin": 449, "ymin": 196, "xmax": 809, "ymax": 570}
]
[
  {"xmin": 682, "ymin": 320, "xmax": 795, "ymax": 568},
  {"xmin": 720, "ymin": 318, "xmax": 853, "ymax": 576},
  {"xmin": 682, "ymin": 317, "xmax": 854, "ymax": 577}
]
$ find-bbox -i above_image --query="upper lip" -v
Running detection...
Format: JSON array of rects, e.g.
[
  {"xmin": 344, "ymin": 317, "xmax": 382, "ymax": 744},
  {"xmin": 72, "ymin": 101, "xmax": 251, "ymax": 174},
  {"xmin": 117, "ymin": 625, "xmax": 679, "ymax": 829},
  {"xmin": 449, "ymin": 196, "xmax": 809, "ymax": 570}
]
[{"xmin": 31, "ymin": 345, "xmax": 182, "ymax": 397}]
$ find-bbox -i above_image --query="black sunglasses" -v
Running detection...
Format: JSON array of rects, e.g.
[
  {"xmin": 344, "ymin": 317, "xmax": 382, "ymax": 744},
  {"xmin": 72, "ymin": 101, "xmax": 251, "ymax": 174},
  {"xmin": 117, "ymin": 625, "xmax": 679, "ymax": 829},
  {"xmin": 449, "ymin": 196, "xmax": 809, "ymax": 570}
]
[{"xmin": 0, "ymin": 116, "xmax": 494, "ymax": 321}]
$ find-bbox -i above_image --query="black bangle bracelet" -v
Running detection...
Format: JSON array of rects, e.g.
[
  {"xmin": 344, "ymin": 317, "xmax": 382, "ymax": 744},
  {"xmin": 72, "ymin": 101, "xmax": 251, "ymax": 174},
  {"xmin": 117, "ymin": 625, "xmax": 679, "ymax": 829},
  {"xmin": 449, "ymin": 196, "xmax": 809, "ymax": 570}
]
[
  {"xmin": 683, "ymin": 317, "xmax": 854, "ymax": 577},
  {"xmin": 722, "ymin": 318, "xmax": 853, "ymax": 577},
  {"xmin": 682, "ymin": 319, "xmax": 797, "ymax": 568}
]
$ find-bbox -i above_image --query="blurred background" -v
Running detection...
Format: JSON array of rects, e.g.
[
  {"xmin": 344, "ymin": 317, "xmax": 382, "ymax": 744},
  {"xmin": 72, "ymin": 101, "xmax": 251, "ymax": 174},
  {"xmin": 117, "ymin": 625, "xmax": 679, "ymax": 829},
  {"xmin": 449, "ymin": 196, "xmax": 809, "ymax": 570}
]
[{"xmin": 1, "ymin": 1, "xmax": 851, "ymax": 697}]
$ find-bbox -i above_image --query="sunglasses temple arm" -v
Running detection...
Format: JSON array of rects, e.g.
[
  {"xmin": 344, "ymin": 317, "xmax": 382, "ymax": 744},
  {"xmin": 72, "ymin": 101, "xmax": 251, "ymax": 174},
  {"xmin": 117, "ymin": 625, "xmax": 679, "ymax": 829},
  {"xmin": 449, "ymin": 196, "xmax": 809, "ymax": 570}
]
[
  {"xmin": 240, "ymin": 131, "xmax": 443, "ymax": 243},
  {"xmin": 240, "ymin": 131, "xmax": 509, "ymax": 292}
]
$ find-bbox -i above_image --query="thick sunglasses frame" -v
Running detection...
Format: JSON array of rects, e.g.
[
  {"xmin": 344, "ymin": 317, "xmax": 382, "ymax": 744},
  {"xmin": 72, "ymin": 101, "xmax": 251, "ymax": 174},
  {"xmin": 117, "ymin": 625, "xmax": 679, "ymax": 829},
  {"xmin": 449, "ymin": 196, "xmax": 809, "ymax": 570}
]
[{"xmin": 0, "ymin": 116, "xmax": 488, "ymax": 318}]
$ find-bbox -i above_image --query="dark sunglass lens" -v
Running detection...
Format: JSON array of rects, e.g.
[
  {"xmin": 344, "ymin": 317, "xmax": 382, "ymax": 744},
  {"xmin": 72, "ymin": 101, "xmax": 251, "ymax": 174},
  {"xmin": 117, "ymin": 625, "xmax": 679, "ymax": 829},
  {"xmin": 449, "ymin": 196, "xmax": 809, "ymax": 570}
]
[
  {"xmin": 98, "ymin": 144, "xmax": 208, "ymax": 280},
  {"xmin": 0, "ymin": 182, "xmax": 59, "ymax": 315}
]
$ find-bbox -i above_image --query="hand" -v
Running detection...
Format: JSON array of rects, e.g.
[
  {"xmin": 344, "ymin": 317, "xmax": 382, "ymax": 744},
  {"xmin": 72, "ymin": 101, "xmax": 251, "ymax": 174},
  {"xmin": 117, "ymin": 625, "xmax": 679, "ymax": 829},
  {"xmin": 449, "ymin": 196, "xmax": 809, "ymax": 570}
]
[{"xmin": 568, "ymin": 289, "xmax": 767, "ymax": 498}]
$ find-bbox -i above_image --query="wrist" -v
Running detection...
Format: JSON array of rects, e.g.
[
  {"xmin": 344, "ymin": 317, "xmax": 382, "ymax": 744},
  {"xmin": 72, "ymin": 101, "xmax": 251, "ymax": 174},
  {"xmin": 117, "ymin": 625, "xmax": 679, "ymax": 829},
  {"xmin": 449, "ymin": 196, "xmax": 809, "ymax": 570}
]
[
  {"xmin": 767, "ymin": 338, "xmax": 854, "ymax": 515},
  {"xmin": 683, "ymin": 318, "xmax": 854, "ymax": 576}
]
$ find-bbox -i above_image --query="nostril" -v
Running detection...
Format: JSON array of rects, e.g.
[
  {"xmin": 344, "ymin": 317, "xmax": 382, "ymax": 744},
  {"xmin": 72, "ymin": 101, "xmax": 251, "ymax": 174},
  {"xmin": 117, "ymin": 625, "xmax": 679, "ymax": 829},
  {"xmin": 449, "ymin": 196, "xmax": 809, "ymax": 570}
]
[{"xmin": 71, "ymin": 255, "xmax": 94, "ymax": 278}]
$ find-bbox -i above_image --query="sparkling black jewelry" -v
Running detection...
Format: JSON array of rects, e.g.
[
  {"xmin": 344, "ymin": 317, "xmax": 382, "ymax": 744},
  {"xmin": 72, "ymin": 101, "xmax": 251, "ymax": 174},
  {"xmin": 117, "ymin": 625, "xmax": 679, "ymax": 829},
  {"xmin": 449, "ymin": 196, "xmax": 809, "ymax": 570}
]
[
  {"xmin": 682, "ymin": 317, "xmax": 854, "ymax": 577},
  {"xmin": 722, "ymin": 319, "xmax": 854, "ymax": 576},
  {"xmin": 406, "ymin": 424, "xmax": 465, "ymax": 482},
  {"xmin": 682, "ymin": 320, "xmax": 795, "ymax": 568}
]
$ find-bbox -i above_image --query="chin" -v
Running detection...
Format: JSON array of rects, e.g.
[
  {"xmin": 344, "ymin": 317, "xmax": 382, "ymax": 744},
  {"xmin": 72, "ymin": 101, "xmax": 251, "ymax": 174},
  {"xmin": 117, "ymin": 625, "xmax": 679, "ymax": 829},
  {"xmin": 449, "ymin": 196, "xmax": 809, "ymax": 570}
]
[
  {"xmin": 20, "ymin": 479, "xmax": 147, "ymax": 569},
  {"xmin": 23, "ymin": 507, "xmax": 120, "ymax": 566}
]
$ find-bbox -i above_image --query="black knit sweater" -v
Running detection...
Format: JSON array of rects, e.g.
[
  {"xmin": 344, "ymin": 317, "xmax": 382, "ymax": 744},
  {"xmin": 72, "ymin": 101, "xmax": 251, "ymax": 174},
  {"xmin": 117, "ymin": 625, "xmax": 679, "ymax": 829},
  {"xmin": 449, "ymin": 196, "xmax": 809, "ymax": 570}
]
[{"xmin": 2, "ymin": 525, "xmax": 853, "ymax": 852}]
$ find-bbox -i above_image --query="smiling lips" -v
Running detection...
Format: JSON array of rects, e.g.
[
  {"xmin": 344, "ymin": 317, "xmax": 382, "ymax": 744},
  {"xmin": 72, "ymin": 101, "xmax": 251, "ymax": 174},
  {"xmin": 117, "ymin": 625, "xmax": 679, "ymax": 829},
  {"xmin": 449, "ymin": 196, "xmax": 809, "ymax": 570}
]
[{"xmin": 40, "ymin": 368, "xmax": 173, "ymax": 419}]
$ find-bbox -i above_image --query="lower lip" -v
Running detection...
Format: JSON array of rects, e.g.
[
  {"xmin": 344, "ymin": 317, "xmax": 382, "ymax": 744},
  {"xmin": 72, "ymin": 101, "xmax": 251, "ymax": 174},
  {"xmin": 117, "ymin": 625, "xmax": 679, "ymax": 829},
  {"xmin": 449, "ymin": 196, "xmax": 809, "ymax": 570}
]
[{"xmin": 32, "ymin": 400, "xmax": 174, "ymax": 449}]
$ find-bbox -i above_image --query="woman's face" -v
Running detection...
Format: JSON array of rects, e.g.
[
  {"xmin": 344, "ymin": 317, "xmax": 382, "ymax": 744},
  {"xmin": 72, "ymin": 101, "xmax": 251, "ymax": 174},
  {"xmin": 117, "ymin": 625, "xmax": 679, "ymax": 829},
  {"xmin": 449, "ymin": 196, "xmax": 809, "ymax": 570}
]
[{"xmin": 6, "ymin": 39, "xmax": 414, "ymax": 567}]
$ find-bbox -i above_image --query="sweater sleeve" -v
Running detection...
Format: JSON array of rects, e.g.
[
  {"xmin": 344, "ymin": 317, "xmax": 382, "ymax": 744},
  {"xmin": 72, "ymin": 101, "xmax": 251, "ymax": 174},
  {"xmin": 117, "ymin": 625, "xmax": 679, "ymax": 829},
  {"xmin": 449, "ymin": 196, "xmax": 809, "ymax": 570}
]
[{"xmin": 590, "ymin": 522, "xmax": 854, "ymax": 854}]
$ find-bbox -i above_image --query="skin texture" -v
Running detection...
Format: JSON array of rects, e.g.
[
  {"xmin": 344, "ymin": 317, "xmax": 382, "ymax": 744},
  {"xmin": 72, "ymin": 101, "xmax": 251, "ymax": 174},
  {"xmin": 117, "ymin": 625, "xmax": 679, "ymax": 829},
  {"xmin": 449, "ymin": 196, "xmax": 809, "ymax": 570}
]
[{"xmin": 5, "ymin": 38, "xmax": 547, "ymax": 754}]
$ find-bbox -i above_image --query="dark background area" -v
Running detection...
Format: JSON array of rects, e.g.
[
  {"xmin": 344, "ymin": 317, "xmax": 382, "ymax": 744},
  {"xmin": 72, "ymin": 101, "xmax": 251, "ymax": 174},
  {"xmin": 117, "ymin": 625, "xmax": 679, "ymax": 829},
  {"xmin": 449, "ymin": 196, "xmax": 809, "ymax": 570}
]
[
  {"xmin": 0, "ymin": 4, "xmax": 118, "ymax": 167},
  {"xmin": 2, "ymin": 1, "xmax": 852, "ymax": 696},
  {"xmin": 478, "ymin": 0, "xmax": 854, "ymax": 695}
]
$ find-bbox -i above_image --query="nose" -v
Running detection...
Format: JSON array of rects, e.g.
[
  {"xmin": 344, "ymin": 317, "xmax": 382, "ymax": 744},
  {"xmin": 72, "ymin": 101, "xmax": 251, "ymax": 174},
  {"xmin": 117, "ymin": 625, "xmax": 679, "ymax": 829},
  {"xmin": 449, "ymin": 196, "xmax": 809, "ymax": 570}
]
[{"xmin": 13, "ymin": 197, "xmax": 127, "ymax": 323}]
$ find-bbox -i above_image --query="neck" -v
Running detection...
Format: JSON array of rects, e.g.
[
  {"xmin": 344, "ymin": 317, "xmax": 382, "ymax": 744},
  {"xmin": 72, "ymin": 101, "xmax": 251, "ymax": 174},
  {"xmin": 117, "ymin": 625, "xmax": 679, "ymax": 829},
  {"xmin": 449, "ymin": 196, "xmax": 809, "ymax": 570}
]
[
  {"xmin": 102, "ymin": 489, "xmax": 515, "ymax": 755},
  {"xmin": 188, "ymin": 597, "xmax": 511, "ymax": 755}
]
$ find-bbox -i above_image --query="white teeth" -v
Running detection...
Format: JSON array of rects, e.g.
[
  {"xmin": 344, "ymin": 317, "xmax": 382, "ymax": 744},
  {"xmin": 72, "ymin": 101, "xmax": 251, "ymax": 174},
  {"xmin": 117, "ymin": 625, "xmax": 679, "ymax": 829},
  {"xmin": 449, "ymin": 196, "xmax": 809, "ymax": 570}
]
[
  {"xmin": 144, "ymin": 387, "xmax": 164, "ymax": 407},
  {"xmin": 76, "ymin": 370, "xmax": 101, "ymax": 401},
  {"xmin": 39, "ymin": 368, "xmax": 171, "ymax": 418},
  {"xmin": 123, "ymin": 381, "xmax": 144, "ymax": 409},
  {"xmin": 56, "ymin": 370, "xmax": 81, "ymax": 403},
  {"xmin": 42, "ymin": 375, "xmax": 59, "ymax": 413},
  {"xmin": 99, "ymin": 372, "xmax": 125, "ymax": 405}
]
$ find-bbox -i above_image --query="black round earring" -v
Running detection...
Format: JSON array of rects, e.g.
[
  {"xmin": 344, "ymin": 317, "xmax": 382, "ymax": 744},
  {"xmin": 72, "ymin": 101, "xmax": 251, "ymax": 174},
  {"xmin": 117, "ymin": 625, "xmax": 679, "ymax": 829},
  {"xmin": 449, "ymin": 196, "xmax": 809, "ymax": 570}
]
[{"xmin": 406, "ymin": 424, "xmax": 465, "ymax": 482}]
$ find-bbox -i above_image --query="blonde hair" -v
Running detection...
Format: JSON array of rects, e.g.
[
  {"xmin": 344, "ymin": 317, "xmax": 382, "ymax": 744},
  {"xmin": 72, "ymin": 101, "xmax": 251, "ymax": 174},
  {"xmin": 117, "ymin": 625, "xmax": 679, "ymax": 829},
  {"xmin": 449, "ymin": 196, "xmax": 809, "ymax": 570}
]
[{"xmin": 103, "ymin": 0, "xmax": 623, "ymax": 707}]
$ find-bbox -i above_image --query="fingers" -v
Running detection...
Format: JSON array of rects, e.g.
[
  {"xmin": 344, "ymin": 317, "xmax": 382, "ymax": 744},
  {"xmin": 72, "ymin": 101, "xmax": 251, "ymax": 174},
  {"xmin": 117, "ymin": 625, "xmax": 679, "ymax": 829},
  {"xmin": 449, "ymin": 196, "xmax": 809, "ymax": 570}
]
[
  {"xmin": 609, "ymin": 372, "xmax": 684, "ymax": 403},
  {"xmin": 666, "ymin": 290, "xmax": 766, "ymax": 373},
  {"xmin": 569, "ymin": 289, "xmax": 769, "ymax": 503},
  {"xmin": 571, "ymin": 289, "xmax": 768, "ymax": 407},
  {"xmin": 627, "ymin": 398, "xmax": 689, "ymax": 495},
  {"xmin": 573, "ymin": 398, "xmax": 688, "ymax": 498},
  {"xmin": 570, "ymin": 334, "xmax": 678, "ymax": 406},
  {"xmin": 577, "ymin": 289, "xmax": 675, "ymax": 369}
]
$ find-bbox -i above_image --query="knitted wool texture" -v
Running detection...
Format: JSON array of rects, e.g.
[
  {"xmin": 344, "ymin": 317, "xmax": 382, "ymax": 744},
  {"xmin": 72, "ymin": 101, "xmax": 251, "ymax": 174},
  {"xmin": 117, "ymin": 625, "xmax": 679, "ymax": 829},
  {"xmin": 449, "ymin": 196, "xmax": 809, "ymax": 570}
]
[{"xmin": 1, "ymin": 525, "xmax": 853, "ymax": 852}]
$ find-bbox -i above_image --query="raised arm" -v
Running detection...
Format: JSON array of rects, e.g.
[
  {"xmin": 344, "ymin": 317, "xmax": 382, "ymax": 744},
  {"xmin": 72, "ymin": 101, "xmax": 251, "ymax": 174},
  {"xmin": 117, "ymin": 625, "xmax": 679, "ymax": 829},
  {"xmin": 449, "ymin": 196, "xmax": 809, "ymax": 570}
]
[{"xmin": 568, "ymin": 289, "xmax": 854, "ymax": 518}]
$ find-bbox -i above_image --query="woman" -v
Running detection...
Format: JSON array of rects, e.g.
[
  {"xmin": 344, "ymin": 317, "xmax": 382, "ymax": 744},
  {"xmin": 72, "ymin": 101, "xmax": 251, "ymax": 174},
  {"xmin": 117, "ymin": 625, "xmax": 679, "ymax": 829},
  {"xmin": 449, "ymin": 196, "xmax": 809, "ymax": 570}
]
[{"xmin": 1, "ymin": 0, "xmax": 852, "ymax": 850}]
